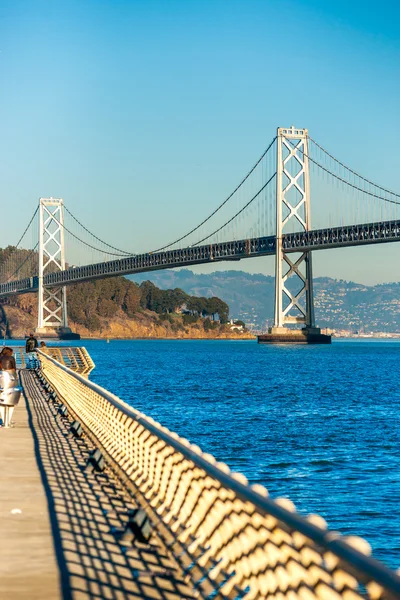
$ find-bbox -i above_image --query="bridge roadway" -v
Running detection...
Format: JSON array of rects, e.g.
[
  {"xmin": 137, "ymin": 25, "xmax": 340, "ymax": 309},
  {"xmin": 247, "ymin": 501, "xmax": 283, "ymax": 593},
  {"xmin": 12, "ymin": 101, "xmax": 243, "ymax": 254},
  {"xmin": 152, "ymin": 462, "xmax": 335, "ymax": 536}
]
[
  {"xmin": 0, "ymin": 368, "xmax": 195, "ymax": 599},
  {"xmin": 1, "ymin": 219, "xmax": 399, "ymax": 296}
]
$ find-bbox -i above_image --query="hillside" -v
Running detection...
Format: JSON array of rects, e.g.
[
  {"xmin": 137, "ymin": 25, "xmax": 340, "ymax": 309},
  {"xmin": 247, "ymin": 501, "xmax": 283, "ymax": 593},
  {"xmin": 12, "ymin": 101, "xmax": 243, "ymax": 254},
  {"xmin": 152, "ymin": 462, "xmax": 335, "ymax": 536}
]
[
  {"xmin": 0, "ymin": 272, "xmax": 253, "ymax": 340},
  {"xmin": 129, "ymin": 270, "xmax": 400, "ymax": 333}
]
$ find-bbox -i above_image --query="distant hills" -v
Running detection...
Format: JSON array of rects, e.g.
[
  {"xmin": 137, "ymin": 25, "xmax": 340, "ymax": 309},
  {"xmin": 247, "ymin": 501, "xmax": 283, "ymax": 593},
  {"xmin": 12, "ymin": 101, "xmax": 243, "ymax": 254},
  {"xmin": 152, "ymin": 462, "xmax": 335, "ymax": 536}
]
[{"xmin": 129, "ymin": 270, "xmax": 400, "ymax": 333}]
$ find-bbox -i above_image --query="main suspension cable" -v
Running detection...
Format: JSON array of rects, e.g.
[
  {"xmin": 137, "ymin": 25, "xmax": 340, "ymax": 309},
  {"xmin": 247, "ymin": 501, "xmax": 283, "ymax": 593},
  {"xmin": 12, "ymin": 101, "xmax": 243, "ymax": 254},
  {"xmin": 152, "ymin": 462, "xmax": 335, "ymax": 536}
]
[
  {"xmin": 49, "ymin": 213, "xmax": 135, "ymax": 257},
  {"xmin": 64, "ymin": 206, "xmax": 133, "ymax": 255},
  {"xmin": 309, "ymin": 137, "xmax": 400, "ymax": 199},
  {"xmin": 191, "ymin": 173, "xmax": 277, "ymax": 246},
  {"xmin": 287, "ymin": 139, "xmax": 400, "ymax": 206},
  {"xmin": 5, "ymin": 242, "xmax": 39, "ymax": 282},
  {"xmin": 12, "ymin": 207, "xmax": 39, "ymax": 249},
  {"xmin": 1, "ymin": 207, "xmax": 39, "ymax": 283},
  {"xmin": 151, "ymin": 137, "xmax": 277, "ymax": 253}
]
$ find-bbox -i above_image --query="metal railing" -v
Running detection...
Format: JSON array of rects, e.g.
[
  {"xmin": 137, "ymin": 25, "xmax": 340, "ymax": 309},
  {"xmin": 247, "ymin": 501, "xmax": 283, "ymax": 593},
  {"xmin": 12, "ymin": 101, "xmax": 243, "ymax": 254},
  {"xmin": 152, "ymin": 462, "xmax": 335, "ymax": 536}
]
[
  {"xmin": 13, "ymin": 346, "xmax": 95, "ymax": 375},
  {"xmin": 41, "ymin": 346, "xmax": 95, "ymax": 376},
  {"xmin": 38, "ymin": 349, "xmax": 400, "ymax": 599}
]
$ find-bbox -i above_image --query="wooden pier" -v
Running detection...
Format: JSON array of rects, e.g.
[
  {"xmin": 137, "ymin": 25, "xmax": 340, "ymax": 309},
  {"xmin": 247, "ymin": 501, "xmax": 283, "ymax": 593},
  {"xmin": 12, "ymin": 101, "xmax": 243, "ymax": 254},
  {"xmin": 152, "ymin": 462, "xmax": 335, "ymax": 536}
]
[
  {"xmin": 1, "ymin": 348, "xmax": 399, "ymax": 600},
  {"xmin": 0, "ymin": 388, "xmax": 60, "ymax": 599},
  {"xmin": 0, "ymin": 370, "xmax": 194, "ymax": 599}
]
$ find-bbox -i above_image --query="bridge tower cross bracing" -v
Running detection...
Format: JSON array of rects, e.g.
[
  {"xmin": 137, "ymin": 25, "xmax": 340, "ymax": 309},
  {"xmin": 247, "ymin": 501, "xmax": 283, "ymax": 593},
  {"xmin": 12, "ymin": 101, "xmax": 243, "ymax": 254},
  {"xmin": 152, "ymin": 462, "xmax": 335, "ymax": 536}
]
[
  {"xmin": 270, "ymin": 126, "xmax": 320, "ymax": 336},
  {"xmin": 36, "ymin": 197, "xmax": 73, "ymax": 337}
]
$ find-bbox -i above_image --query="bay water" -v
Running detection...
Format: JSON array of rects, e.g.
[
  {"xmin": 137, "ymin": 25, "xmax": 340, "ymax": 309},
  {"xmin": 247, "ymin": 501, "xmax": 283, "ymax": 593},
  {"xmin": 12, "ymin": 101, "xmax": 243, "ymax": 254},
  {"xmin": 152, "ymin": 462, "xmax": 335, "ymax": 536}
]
[{"xmin": 23, "ymin": 339, "xmax": 400, "ymax": 568}]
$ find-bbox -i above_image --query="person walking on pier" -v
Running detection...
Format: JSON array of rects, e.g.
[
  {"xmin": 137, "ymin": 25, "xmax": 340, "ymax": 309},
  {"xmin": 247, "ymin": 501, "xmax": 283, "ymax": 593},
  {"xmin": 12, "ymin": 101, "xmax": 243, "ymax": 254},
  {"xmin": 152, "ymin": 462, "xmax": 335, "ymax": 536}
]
[
  {"xmin": 25, "ymin": 332, "xmax": 38, "ymax": 368},
  {"xmin": 0, "ymin": 347, "xmax": 20, "ymax": 427}
]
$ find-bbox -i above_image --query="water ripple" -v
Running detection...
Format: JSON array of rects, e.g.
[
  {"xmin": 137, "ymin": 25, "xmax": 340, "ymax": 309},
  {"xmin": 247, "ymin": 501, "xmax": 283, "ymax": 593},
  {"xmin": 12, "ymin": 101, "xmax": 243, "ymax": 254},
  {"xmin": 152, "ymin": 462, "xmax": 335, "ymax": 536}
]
[{"xmin": 85, "ymin": 338, "xmax": 400, "ymax": 569}]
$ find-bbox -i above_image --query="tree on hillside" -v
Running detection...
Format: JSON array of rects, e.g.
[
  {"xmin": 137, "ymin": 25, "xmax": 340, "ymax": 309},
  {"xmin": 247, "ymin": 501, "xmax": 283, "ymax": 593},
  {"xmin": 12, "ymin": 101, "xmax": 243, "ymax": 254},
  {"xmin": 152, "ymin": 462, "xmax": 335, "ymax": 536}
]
[
  {"xmin": 97, "ymin": 298, "xmax": 118, "ymax": 318},
  {"xmin": 206, "ymin": 297, "xmax": 229, "ymax": 322},
  {"xmin": 111, "ymin": 279, "xmax": 131, "ymax": 305},
  {"xmin": 123, "ymin": 283, "xmax": 141, "ymax": 317},
  {"xmin": 171, "ymin": 288, "xmax": 189, "ymax": 311},
  {"xmin": 156, "ymin": 288, "xmax": 187, "ymax": 313},
  {"xmin": 186, "ymin": 296, "xmax": 205, "ymax": 316},
  {"xmin": 140, "ymin": 281, "xmax": 162, "ymax": 312},
  {"xmin": 68, "ymin": 283, "xmax": 98, "ymax": 324}
]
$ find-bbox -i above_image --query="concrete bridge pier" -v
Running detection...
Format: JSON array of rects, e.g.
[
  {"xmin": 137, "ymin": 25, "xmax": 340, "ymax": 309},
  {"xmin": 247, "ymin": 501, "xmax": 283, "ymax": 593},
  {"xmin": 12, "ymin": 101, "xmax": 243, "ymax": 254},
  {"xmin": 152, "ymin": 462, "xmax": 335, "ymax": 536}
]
[
  {"xmin": 35, "ymin": 326, "xmax": 80, "ymax": 341},
  {"xmin": 258, "ymin": 326, "xmax": 331, "ymax": 344}
]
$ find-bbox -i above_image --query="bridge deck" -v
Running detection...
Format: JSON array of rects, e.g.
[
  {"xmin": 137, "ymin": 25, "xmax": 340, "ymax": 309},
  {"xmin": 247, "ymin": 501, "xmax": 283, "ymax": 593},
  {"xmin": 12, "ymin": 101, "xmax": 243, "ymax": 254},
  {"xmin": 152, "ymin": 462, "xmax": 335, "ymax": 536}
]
[
  {"xmin": 1, "ymin": 219, "xmax": 399, "ymax": 297},
  {"xmin": 0, "ymin": 370, "xmax": 193, "ymax": 600},
  {"xmin": 0, "ymin": 379, "xmax": 60, "ymax": 599}
]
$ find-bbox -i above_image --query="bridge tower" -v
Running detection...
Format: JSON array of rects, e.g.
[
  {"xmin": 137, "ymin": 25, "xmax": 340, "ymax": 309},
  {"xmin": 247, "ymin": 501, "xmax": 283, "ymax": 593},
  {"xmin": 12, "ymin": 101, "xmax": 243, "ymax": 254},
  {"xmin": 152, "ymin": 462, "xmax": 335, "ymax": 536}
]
[
  {"xmin": 35, "ymin": 198, "xmax": 79, "ymax": 340},
  {"xmin": 259, "ymin": 126, "xmax": 330, "ymax": 344}
]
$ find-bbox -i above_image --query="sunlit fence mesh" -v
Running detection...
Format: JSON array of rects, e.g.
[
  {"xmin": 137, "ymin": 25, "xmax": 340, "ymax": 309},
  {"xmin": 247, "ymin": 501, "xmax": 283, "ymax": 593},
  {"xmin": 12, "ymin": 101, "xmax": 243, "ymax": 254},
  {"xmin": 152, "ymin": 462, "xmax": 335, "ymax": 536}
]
[
  {"xmin": 39, "ymin": 350, "xmax": 400, "ymax": 600},
  {"xmin": 14, "ymin": 345, "xmax": 94, "ymax": 375},
  {"xmin": 41, "ymin": 346, "xmax": 95, "ymax": 375}
]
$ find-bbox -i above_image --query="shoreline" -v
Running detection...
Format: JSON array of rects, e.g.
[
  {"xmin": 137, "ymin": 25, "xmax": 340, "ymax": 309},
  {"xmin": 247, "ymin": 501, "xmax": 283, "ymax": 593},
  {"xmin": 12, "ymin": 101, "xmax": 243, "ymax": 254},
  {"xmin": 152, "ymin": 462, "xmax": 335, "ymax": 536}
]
[
  {"xmin": 4, "ymin": 335, "xmax": 400, "ymax": 342},
  {"xmin": 4, "ymin": 335, "xmax": 256, "ymax": 342}
]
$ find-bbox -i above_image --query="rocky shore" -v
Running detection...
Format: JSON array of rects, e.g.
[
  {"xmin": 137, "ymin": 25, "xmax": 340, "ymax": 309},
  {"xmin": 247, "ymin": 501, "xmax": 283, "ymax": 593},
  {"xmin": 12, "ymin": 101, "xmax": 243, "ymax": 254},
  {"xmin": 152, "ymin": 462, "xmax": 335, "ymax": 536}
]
[{"xmin": 0, "ymin": 302, "xmax": 254, "ymax": 341}]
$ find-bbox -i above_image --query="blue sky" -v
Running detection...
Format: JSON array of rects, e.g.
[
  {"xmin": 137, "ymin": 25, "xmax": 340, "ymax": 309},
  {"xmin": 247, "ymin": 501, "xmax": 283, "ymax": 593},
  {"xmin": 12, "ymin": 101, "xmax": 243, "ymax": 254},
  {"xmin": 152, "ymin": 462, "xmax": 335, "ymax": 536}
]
[{"xmin": 0, "ymin": 0, "xmax": 399, "ymax": 284}]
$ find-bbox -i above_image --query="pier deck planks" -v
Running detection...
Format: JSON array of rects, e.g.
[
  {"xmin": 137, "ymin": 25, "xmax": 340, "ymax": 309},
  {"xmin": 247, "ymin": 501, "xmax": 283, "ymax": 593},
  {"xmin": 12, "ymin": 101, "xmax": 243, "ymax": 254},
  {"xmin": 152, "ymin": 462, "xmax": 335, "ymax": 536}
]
[
  {"xmin": 0, "ymin": 371, "xmax": 194, "ymax": 600},
  {"xmin": 0, "ymin": 387, "xmax": 61, "ymax": 599}
]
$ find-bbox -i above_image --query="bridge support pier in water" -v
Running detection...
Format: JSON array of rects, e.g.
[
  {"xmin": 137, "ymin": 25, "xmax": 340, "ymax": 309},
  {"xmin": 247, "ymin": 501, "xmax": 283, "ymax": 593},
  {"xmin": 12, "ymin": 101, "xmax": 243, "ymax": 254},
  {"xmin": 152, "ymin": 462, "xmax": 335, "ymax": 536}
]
[
  {"xmin": 258, "ymin": 327, "xmax": 331, "ymax": 344},
  {"xmin": 258, "ymin": 126, "xmax": 331, "ymax": 345}
]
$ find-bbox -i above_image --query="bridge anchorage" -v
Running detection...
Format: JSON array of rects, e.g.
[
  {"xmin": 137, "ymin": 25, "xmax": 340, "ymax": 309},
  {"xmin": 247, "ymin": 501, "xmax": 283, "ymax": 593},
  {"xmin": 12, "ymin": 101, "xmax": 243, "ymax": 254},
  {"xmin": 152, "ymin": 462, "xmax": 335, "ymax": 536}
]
[
  {"xmin": 258, "ymin": 126, "xmax": 330, "ymax": 344},
  {"xmin": 36, "ymin": 198, "xmax": 80, "ymax": 340}
]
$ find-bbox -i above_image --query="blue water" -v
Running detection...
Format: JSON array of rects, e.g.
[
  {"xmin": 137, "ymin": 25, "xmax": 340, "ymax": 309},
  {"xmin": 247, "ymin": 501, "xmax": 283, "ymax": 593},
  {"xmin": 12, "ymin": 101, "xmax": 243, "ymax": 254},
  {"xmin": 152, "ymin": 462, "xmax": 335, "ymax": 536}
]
[{"xmin": 23, "ymin": 339, "xmax": 400, "ymax": 567}]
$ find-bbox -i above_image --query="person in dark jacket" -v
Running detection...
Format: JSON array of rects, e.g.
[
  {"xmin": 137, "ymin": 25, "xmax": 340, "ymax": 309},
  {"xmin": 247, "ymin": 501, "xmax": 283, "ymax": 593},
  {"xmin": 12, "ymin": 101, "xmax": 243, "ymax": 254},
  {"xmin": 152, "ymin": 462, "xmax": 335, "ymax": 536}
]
[
  {"xmin": 26, "ymin": 333, "xmax": 39, "ymax": 368},
  {"xmin": 25, "ymin": 333, "xmax": 38, "ymax": 353}
]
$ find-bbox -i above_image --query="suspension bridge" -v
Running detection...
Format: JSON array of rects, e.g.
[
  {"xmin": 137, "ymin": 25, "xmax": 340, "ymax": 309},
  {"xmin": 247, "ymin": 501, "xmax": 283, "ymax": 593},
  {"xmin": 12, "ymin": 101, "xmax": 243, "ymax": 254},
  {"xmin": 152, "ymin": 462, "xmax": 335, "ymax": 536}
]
[
  {"xmin": 2, "ymin": 127, "xmax": 400, "ymax": 598},
  {"xmin": 0, "ymin": 126, "xmax": 399, "ymax": 339}
]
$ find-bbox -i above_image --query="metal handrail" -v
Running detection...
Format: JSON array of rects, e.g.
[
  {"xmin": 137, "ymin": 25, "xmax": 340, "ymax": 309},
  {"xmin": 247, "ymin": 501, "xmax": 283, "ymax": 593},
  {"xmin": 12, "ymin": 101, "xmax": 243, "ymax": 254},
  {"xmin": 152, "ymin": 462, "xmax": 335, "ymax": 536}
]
[
  {"xmin": 11, "ymin": 345, "xmax": 94, "ymax": 375},
  {"xmin": 38, "ymin": 349, "xmax": 400, "ymax": 599}
]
